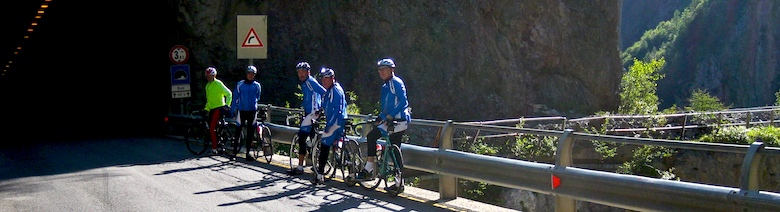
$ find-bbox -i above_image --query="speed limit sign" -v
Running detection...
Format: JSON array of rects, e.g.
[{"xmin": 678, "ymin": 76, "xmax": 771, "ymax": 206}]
[{"xmin": 169, "ymin": 45, "xmax": 189, "ymax": 65}]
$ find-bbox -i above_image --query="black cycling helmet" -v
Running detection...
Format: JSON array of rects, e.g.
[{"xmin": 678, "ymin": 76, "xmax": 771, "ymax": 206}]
[
  {"xmin": 246, "ymin": 65, "xmax": 257, "ymax": 74},
  {"xmin": 296, "ymin": 62, "xmax": 311, "ymax": 71},
  {"xmin": 377, "ymin": 58, "xmax": 396, "ymax": 68}
]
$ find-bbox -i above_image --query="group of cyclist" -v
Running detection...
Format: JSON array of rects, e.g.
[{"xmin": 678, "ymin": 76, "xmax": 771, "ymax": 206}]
[
  {"xmin": 202, "ymin": 65, "xmax": 262, "ymax": 160},
  {"xmin": 201, "ymin": 58, "xmax": 412, "ymax": 193}
]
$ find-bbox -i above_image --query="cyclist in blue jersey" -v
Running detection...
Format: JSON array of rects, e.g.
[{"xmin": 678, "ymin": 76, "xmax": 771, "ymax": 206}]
[
  {"xmin": 311, "ymin": 67, "xmax": 348, "ymax": 184},
  {"xmin": 287, "ymin": 61, "xmax": 327, "ymax": 175},
  {"xmin": 231, "ymin": 65, "xmax": 262, "ymax": 161},
  {"xmin": 355, "ymin": 58, "xmax": 412, "ymax": 193}
]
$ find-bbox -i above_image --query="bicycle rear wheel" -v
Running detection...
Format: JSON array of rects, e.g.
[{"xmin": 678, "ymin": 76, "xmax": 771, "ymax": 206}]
[
  {"xmin": 184, "ymin": 123, "xmax": 209, "ymax": 155},
  {"xmin": 383, "ymin": 144, "xmax": 404, "ymax": 197},
  {"xmin": 341, "ymin": 139, "xmax": 364, "ymax": 187},
  {"xmin": 252, "ymin": 125, "xmax": 275, "ymax": 163}
]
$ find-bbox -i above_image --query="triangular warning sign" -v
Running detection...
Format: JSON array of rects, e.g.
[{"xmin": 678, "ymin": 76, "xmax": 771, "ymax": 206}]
[{"xmin": 242, "ymin": 28, "xmax": 264, "ymax": 48}]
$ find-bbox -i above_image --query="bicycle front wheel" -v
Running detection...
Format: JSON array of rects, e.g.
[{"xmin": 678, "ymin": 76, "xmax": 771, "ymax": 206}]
[
  {"xmin": 383, "ymin": 144, "xmax": 404, "ymax": 197},
  {"xmin": 359, "ymin": 149, "xmax": 383, "ymax": 191},
  {"xmin": 326, "ymin": 140, "xmax": 343, "ymax": 181},
  {"xmin": 184, "ymin": 123, "xmax": 209, "ymax": 155},
  {"xmin": 311, "ymin": 142, "xmax": 335, "ymax": 181},
  {"xmin": 289, "ymin": 133, "xmax": 302, "ymax": 169},
  {"xmin": 222, "ymin": 126, "xmax": 240, "ymax": 159}
]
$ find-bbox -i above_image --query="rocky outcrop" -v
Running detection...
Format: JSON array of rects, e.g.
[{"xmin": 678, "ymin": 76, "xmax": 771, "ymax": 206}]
[{"xmin": 169, "ymin": 0, "xmax": 622, "ymax": 121}]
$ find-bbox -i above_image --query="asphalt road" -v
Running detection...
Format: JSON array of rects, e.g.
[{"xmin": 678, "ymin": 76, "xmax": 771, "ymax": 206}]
[{"xmin": 0, "ymin": 137, "xmax": 467, "ymax": 212}]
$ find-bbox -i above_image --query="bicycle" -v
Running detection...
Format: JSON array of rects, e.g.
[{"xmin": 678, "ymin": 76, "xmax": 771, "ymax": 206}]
[
  {"xmin": 234, "ymin": 107, "xmax": 275, "ymax": 163},
  {"xmin": 344, "ymin": 117, "xmax": 405, "ymax": 197},
  {"xmin": 183, "ymin": 109, "xmax": 241, "ymax": 159},
  {"xmin": 286, "ymin": 110, "xmax": 329, "ymax": 174}
]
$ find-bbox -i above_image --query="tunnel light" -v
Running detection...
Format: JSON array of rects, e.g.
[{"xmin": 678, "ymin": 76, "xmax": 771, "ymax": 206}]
[
  {"xmin": 24, "ymin": 36, "xmax": 29, "ymax": 39},
  {"xmin": 32, "ymin": 23, "xmax": 37, "ymax": 26},
  {"xmin": 35, "ymin": 16, "xmax": 41, "ymax": 19},
  {"xmin": 16, "ymin": 47, "xmax": 20, "ymax": 50},
  {"xmin": 41, "ymin": 5, "xmax": 48, "ymax": 9},
  {"xmin": 14, "ymin": 52, "xmax": 18, "ymax": 54},
  {"xmin": 27, "ymin": 28, "xmax": 33, "ymax": 32},
  {"xmin": 38, "ymin": 10, "xmax": 44, "ymax": 14},
  {"xmin": 5, "ymin": 65, "xmax": 9, "ymax": 68}
]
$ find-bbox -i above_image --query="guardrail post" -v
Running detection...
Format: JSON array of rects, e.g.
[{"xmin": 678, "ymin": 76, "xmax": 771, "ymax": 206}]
[
  {"xmin": 265, "ymin": 104, "xmax": 273, "ymax": 124},
  {"xmin": 771, "ymin": 110, "xmax": 775, "ymax": 126},
  {"xmin": 554, "ymin": 129, "xmax": 576, "ymax": 212},
  {"xmin": 739, "ymin": 141, "xmax": 765, "ymax": 193},
  {"xmin": 682, "ymin": 114, "xmax": 688, "ymax": 138},
  {"xmin": 439, "ymin": 120, "xmax": 458, "ymax": 200},
  {"xmin": 745, "ymin": 111, "xmax": 751, "ymax": 128}
]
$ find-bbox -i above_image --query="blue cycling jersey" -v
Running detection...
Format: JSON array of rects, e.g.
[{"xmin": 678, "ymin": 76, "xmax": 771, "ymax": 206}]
[
  {"xmin": 323, "ymin": 82, "xmax": 348, "ymax": 129},
  {"xmin": 300, "ymin": 75, "xmax": 326, "ymax": 114},
  {"xmin": 232, "ymin": 80, "xmax": 262, "ymax": 111},
  {"xmin": 379, "ymin": 75, "xmax": 411, "ymax": 122}
]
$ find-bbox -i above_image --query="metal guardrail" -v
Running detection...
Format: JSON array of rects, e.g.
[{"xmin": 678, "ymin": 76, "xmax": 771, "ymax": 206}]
[
  {"xmin": 250, "ymin": 104, "xmax": 780, "ymax": 211},
  {"xmin": 170, "ymin": 104, "xmax": 780, "ymax": 211}
]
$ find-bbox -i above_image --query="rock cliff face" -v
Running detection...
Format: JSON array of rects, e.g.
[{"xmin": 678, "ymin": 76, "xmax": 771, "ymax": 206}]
[{"xmin": 168, "ymin": 0, "xmax": 622, "ymax": 120}]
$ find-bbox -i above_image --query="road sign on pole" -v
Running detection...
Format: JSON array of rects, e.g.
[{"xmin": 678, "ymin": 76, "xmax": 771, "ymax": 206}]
[
  {"xmin": 170, "ymin": 64, "xmax": 191, "ymax": 99},
  {"xmin": 237, "ymin": 15, "xmax": 267, "ymax": 59},
  {"xmin": 169, "ymin": 45, "xmax": 189, "ymax": 65}
]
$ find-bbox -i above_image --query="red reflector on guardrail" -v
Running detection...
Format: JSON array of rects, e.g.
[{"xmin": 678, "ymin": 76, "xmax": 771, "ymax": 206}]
[
  {"xmin": 164, "ymin": 117, "xmax": 169, "ymax": 122},
  {"xmin": 552, "ymin": 175, "xmax": 561, "ymax": 189}
]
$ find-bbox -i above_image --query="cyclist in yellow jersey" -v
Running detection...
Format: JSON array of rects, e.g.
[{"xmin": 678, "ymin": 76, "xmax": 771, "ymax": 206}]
[{"xmin": 204, "ymin": 66, "xmax": 233, "ymax": 154}]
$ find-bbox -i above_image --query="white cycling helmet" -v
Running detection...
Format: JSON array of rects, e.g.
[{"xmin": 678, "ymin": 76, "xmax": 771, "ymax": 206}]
[
  {"xmin": 246, "ymin": 65, "xmax": 257, "ymax": 74},
  {"xmin": 377, "ymin": 58, "xmax": 396, "ymax": 68},
  {"xmin": 320, "ymin": 67, "xmax": 335, "ymax": 78}
]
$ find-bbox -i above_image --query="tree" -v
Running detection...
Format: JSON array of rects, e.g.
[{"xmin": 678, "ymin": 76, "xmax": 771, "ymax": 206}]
[
  {"xmin": 684, "ymin": 89, "xmax": 726, "ymax": 112},
  {"xmin": 618, "ymin": 58, "xmax": 666, "ymax": 115}
]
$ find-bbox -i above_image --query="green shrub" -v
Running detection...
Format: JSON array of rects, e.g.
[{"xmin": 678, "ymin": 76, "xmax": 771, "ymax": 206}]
[
  {"xmin": 775, "ymin": 88, "xmax": 780, "ymax": 106},
  {"xmin": 617, "ymin": 145, "xmax": 675, "ymax": 178},
  {"xmin": 512, "ymin": 135, "xmax": 557, "ymax": 159},
  {"xmin": 698, "ymin": 126, "xmax": 750, "ymax": 144},
  {"xmin": 746, "ymin": 126, "xmax": 780, "ymax": 147}
]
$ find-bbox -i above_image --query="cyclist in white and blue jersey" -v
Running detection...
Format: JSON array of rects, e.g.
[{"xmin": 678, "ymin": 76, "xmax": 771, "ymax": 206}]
[
  {"xmin": 311, "ymin": 67, "xmax": 348, "ymax": 184},
  {"xmin": 355, "ymin": 58, "xmax": 412, "ymax": 193},
  {"xmin": 288, "ymin": 61, "xmax": 327, "ymax": 175}
]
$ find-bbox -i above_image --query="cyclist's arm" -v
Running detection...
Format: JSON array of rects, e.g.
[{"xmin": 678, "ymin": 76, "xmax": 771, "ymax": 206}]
[
  {"xmin": 307, "ymin": 77, "xmax": 327, "ymax": 96},
  {"xmin": 387, "ymin": 78, "xmax": 409, "ymax": 120},
  {"xmin": 219, "ymin": 81, "xmax": 233, "ymax": 107},
  {"xmin": 231, "ymin": 81, "xmax": 241, "ymax": 110},
  {"xmin": 256, "ymin": 83, "xmax": 262, "ymax": 106},
  {"xmin": 324, "ymin": 86, "xmax": 347, "ymax": 130}
]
